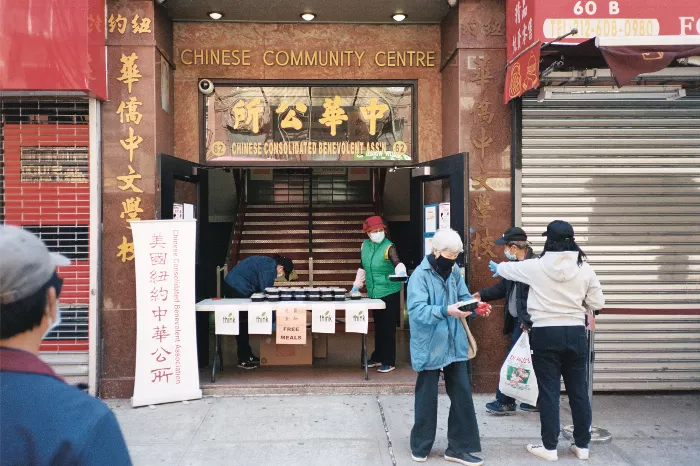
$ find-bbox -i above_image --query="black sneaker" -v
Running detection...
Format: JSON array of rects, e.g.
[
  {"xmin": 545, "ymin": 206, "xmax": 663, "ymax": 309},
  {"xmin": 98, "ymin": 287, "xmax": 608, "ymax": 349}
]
[
  {"xmin": 237, "ymin": 357, "xmax": 259, "ymax": 370},
  {"xmin": 250, "ymin": 354, "xmax": 261, "ymax": 364},
  {"xmin": 485, "ymin": 400, "xmax": 516, "ymax": 415},
  {"xmin": 444, "ymin": 448, "xmax": 483, "ymax": 466},
  {"xmin": 520, "ymin": 403, "xmax": 539, "ymax": 412}
]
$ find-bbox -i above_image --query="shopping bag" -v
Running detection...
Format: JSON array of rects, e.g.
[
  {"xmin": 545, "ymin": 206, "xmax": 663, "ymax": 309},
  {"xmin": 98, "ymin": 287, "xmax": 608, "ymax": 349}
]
[
  {"xmin": 498, "ymin": 331, "xmax": 538, "ymax": 406},
  {"xmin": 459, "ymin": 317, "xmax": 477, "ymax": 360}
]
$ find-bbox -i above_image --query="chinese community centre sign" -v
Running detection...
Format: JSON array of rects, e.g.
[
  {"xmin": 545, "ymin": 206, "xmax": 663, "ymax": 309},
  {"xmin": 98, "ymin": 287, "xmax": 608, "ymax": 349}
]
[{"xmin": 204, "ymin": 85, "xmax": 415, "ymax": 164}]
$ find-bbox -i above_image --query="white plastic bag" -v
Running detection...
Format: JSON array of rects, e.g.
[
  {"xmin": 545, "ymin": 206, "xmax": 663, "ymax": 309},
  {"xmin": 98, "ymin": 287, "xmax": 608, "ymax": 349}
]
[{"xmin": 498, "ymin": 331, "xmax": 539, "ymax": 406}]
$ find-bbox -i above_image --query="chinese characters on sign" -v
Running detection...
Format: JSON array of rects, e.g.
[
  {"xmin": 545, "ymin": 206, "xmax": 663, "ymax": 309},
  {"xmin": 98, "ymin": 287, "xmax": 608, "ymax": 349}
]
[
  {"xmin": 470, "ymin": 54, "xmax": 498, "ymax": 260},
  {"xmin": 206, "ymin": 86, "xmax": 414, "ymax": 163},
  {"xmin": 131, "ymin": 221, "xmax": 202, "ymax": 407}
]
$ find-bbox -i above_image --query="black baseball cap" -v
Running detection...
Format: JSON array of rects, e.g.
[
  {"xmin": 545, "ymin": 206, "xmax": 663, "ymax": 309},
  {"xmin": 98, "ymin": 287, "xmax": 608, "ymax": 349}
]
[
  {"xmin": 494, "ymin": 227, "xmax": 528, "ymax": 245},
  {"xmin": 542, "ymin": 220, "xmax": 575, "ymax": 241}
]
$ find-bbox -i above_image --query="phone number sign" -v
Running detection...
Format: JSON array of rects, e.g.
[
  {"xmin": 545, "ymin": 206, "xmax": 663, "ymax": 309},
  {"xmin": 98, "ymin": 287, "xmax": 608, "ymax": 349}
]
[{"xmin": 507, "ymin": 0, "xmax": 700, "ymax": 61}]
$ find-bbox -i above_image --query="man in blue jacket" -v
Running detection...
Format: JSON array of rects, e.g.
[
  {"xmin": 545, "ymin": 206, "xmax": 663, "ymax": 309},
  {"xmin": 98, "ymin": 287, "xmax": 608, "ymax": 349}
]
[
  {"xmin": 474, "ymin": 227, "xmax": 538, "ymax": 415},
  {"xmin": 0, "ymin": 225, "xmax": 131, "ymax": 465},
  {"xmin": 407, "ymin": 228, "xmax": 489, "ymax": 466},
  {"xmin": 223, "ymin": 254, "xmax": 295, "ymax": 369}
]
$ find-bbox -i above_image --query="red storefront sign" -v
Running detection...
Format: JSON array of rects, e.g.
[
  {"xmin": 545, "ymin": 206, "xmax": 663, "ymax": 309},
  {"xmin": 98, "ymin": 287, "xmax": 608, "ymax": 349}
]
[
  {"xmin": 504, "ymin": 42, "xmax": 541, "ymax": 104},
  {"xmin": 0, "ymin": 0, "xmax": 107, "ymax": 100},
  {"xmin": 505, "ymin": 0, "xmax": 700, "ymax": 102}
]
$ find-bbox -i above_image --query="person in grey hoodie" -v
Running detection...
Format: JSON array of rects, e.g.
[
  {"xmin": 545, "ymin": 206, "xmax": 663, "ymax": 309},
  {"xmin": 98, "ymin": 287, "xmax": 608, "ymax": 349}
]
[{"xmin": 489, "ymin": 220, "xmax": 604, "ymax": 462}]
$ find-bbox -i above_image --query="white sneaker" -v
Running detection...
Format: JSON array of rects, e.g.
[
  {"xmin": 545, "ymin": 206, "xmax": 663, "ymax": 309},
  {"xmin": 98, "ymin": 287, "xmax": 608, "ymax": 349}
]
[
  {"xmin": 527, "ymin": 444, "xmax": 558, "ymax": 461},
  {"xmin": 570, "ymin": 445, "xmax": 590, "ymax": 460},
  {"xmin": 411, "ymin": 452, "xmax": 427, "ymax": 462}
]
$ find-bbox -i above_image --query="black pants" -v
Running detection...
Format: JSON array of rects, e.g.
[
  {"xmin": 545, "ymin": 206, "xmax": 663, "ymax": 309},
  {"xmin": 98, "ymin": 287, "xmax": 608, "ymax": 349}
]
[
  {"xmin": 222, "ymin": 283, "xmax": 254, "ymax": 361},
  {"xmin": 410, "ymin": 361, "xmax": 481, "ymax": 456},
  {"xmin": 531, "ymin": 326, "xmax": 591, "ymax": 450},
  {"xmin": 370, "ymin": 291, "xmax": 400, "ymax": 366}
]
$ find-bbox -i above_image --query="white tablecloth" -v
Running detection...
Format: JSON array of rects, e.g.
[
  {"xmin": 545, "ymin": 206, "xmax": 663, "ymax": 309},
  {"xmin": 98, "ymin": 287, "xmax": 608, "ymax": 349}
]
[{"xmin": 195, "ymin": 298, "xmax": 386, "ymax": 312}]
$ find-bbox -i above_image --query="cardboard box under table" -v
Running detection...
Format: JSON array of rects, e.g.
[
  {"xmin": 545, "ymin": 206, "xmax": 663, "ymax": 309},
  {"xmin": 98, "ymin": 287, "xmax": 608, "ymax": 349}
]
[{"xmin": 195, "ymin": 298, "xmax": 386, "ymax": 381}]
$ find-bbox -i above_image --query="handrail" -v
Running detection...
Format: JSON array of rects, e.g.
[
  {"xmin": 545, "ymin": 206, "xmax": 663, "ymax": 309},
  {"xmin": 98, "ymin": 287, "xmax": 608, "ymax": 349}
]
[
  {"xmin": 308, "ymin": 168, "xmax": 314, "ymax": 285},
  {"xmin": 373, "ymin": 168, "xmax": 387, "ymax": 217},
  {"xmin": 225, "ymin": 169, "xmax": 247, "ymax": 270}
]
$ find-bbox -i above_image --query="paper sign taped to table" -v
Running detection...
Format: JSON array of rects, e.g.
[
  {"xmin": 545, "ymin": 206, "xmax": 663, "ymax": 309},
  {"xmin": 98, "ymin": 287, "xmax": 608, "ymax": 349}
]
[
  {"xmin": 345, "ymin": 303, "xmax": 369, "ymax": 334},
  {"xmin": 276, "ymin": 304, "xmax": 308, "ymax": 344},
  {"xmin": 247, "ymin": 303, "xmax": 273, "ymax": 334},
  {"xmin": 214, "ymin": 305, "xmax": 239, "ymax": 335},
  {"xmin": 312, "ymin": 303, "xmax": 336, "ymax": 334}
]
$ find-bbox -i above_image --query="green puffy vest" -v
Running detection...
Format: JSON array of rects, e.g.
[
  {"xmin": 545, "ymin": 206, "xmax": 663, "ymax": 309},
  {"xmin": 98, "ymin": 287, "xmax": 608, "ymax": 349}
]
[{"xmin": 361, "ymin": 238, "xmax": 401, "ymax": 299}]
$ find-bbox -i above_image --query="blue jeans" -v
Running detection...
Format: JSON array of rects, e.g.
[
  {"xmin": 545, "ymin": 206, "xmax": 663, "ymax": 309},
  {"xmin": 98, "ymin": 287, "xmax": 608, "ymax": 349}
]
[{"xmin": 495, "ymin": 318, "xmax": 526, "ymax": 405}]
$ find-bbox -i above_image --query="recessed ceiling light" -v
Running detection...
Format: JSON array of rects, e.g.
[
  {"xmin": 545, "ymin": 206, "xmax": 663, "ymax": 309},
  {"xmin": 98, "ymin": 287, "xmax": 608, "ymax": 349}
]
[
  {"xmin": 300, "ymin": 13, "xmax": 316, "ymax": 21},
  {"xmin": 392, "ymin": 13, "xmax": 407, "ymax": 22},
  {"xmin": 208, "ymin": 12, "xmax": 224, "ymax": 20}
]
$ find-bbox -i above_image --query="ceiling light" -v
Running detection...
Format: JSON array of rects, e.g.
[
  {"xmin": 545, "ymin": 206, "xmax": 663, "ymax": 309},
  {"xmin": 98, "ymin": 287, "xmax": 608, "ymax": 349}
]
[
  {"xmin": 392, "ymin": 13, "xmax": 407, "ymax": 22},
  {"xmin": 300, "ymin": 13, "xmax": 316, "ymax": 21},
  {"xmin": 208, "ymin": 12, "xmax": 224, "ymax": 20}
]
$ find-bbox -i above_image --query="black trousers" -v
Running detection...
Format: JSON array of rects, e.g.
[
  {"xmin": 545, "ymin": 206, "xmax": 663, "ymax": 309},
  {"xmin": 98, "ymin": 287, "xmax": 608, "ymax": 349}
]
[
  {"xmin": 370, "ymin": 291, "xmax": 400, "ymax": 366},
  {"xmin": 531, "ymin": 326, "xmax": 591, "ymax": 450},
  {"xmin": 222, "ymin": 283, "xmax": 254, "ymax": 361},
  {"xmin": 410, "ymin": 361, "xmax": 481, "ymax": 456}
]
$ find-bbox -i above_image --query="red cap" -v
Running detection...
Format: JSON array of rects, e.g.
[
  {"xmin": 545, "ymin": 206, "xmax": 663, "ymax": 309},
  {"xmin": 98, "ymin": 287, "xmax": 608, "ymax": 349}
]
[{"xmin": 362, "ymin": 216, "xmax": 387, "ymax": 233}]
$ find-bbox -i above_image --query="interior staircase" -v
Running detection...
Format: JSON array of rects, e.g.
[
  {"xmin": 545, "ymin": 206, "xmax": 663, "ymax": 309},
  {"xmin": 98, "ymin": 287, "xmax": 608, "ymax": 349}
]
[{"xmin": 237, "ymin": 203, "xmax": 375, "ymax": 289}]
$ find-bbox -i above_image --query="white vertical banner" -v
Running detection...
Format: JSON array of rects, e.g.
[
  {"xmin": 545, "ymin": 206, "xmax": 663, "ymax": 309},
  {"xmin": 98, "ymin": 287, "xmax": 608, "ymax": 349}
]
[
  {"xmin": 311, "ymin": 303, "xmax": 336, "ymax": 334},
  {"xmin": 215, "ymin": 305, "xmax": 240, "ymax": 335},
  {"xmin": 131, "ymin": 220, "xmax": 202, "ymax": 407},
  {"xmin": 345, "ymin": 303, "xmax": 369, "ymax": 334},
  {"xmin": 247, "ymin": 302, "xmax": 273, "ymax": 334}
]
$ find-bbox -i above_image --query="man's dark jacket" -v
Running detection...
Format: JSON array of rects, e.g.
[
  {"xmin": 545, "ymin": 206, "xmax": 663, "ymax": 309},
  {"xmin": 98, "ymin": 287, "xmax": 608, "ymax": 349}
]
[{"xmin": 478, "ymin": 248, "xmax": 535, "ymax": 334}]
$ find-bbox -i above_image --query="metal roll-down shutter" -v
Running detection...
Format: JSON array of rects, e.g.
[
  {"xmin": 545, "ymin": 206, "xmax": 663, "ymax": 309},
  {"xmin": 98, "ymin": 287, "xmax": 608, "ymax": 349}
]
[{"xmin": 519, "ymin": 95, "xmax": 700, "ymax": 390}]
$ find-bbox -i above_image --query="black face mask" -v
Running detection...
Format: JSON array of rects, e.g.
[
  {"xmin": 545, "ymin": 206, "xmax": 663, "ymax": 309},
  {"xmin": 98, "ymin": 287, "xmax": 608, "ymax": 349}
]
[{"xmin": 435, "ymin": 255, "xmax": 456, "ymax": 272}]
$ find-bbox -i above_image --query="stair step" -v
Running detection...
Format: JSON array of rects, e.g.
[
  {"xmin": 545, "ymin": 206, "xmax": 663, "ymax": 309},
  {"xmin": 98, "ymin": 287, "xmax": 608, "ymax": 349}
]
[
  {"xmin": 245, "ymin": 219, "xmax": 362, "ymax": 226},
  {"xmin": 242, "ymin": 230, "xmax": 365, "ymax": 236},
  {"xmin": 245, "ymin": 211, "xmax": 372, "ymax": 218}
]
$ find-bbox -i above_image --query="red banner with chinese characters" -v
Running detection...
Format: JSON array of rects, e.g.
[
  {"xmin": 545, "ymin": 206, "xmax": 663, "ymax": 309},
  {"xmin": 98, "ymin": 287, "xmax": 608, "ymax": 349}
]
[
  {"xmin": 0, "ymin": 0, "xmax": 107, "ymax": 100},
  {"xmin": 504, "ymin": 42, "xmax": 541, "ymax": 104}
]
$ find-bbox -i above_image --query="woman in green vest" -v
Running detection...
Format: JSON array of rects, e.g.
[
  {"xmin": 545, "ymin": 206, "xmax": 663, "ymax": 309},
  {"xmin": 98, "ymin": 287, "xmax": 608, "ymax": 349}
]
[{"xmin": 350, "ymin": 216, "xmax": 407, "ymax": 373}]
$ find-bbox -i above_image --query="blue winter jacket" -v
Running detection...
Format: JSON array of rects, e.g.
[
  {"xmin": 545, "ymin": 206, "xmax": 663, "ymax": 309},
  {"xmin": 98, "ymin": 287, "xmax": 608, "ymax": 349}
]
[
  {"xmin": 224, "ymin": 256, "xmax": 278, "ymax": 297},
  {"xmin": 407, "ymin": 256, "xmax": 474, "ymax": 372}
]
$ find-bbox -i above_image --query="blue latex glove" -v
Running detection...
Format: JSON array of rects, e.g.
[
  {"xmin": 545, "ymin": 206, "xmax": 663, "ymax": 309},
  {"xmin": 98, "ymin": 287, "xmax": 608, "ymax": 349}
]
[
  {"xmin": 350, "ymin": 286, "xmax": 360, "ymax": 294},
  {"xmin": 488, "ymin": 260, "xmax": 500, "ymax": 278}
]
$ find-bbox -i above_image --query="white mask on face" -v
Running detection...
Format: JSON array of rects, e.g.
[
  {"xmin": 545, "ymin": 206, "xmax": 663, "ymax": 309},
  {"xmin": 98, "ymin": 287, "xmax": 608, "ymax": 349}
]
[
  {"xmin": 370, "ymin": 231, "xmax": 385, "ymax": 244},
  {"xmin": 42, "ymin": 305, "xmax": 61, "ymax": 341}
]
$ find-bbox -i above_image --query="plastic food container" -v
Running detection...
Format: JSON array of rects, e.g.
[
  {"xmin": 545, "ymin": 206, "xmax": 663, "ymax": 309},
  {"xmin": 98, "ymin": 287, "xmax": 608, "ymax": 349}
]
[
  {"xmin": 350, "ymin": 292, "xmax": 362, "ymax": 300},
  {"xmin": 267, "ymin": 295, "xmax": 280, "ymax": 302},
  {"xmin": 308, "ymin": 294, "xmax": 320, "ymax": 301},
  {"xmin": 251, "ymin": 293, "xmax": 265, "ymax": 302},
  {"xmin": 280, "ymin": 294, "xmax": 293, "ymax": 301}
]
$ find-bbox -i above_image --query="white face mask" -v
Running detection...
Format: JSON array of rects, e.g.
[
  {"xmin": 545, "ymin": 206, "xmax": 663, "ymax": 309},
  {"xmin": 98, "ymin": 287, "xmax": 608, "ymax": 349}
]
[
  {"xmin": 370, "ymin": 231, "xmax": 385, "ymax": 244},
  {"xmin": 42, "ymin": 305, "xmax": 61, "ymax": 341},
  {"xmin": 505, "ymin": 249, "xmax": 518, "ymax": 261}
]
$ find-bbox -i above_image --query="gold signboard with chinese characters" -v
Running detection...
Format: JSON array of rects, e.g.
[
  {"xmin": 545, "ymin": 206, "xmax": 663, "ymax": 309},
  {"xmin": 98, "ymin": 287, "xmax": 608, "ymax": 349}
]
[{"xmin": 204, "ymin": 85, "xmax": 415, "ymax": 164}]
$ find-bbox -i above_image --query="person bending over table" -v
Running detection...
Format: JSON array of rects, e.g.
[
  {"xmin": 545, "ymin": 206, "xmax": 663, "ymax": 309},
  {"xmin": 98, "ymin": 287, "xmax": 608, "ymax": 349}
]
[
  {"xmin": 351, "ymin": 215, "xmax": 407, "ymax": 374},
  {"xmin": 223, "ymin": 254, "xmax": 295, "ymax": 369}
]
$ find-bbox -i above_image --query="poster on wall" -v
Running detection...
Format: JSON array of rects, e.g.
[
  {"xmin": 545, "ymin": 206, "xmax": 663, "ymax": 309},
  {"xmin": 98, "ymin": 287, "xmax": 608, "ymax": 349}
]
[
  {"xmin": 424, "ymin": 204, "xmax": 438, "ymax": 234},
  {"xmin": 131, "ymin": 220, "xmax": 202, "ymax": 407},
  {"xmin": 438, "ymin": 202, "xmax": 451, "ymax": 230}
]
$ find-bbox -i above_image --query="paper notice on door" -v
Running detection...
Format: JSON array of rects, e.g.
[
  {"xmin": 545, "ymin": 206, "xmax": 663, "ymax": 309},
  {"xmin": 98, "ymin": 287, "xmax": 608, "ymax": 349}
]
[
  {"xmin": 345, "ymin": 303, "xmax": 369, "ymax": 334},
  {"xmin": 425, "ymin": 205, "xmax": 437, "ymax": 233},
  {"xmin": 439, "ymin": 202, "xmax": 450, "ymax": 229},
  {"xmin": 276, "ymin": 304, "xmax": 308, "ymax": 344},
  {"xmin": 247, "ymin": 302, "xmax": 273, "ymax": 334},
  {"xmin": 311, "ymin": 303, "xmax": 336, "ymax": 334},
  {"xmin": 215, "ymin": 305, "xmax": 239, "ymax": 335}
]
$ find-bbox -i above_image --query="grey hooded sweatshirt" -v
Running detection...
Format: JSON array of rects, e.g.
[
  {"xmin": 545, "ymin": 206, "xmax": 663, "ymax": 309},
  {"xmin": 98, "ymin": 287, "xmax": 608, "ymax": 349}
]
[{"xmin": 496, "ymin": 251, "xmax": 605, "ymax": 328}]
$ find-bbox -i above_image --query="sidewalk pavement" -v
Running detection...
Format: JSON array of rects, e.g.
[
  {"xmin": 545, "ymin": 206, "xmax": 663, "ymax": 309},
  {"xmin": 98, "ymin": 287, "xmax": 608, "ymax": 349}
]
[{"xmin": 108, "ymin": 393, "xmax": 700, "ymax": 466}]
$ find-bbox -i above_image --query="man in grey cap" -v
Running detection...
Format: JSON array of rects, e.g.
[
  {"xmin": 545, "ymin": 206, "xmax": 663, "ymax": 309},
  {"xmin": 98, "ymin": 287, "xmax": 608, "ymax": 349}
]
[{"xmin": 0, "ymin": 225, "xmax": 132, "ymax": 465}]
